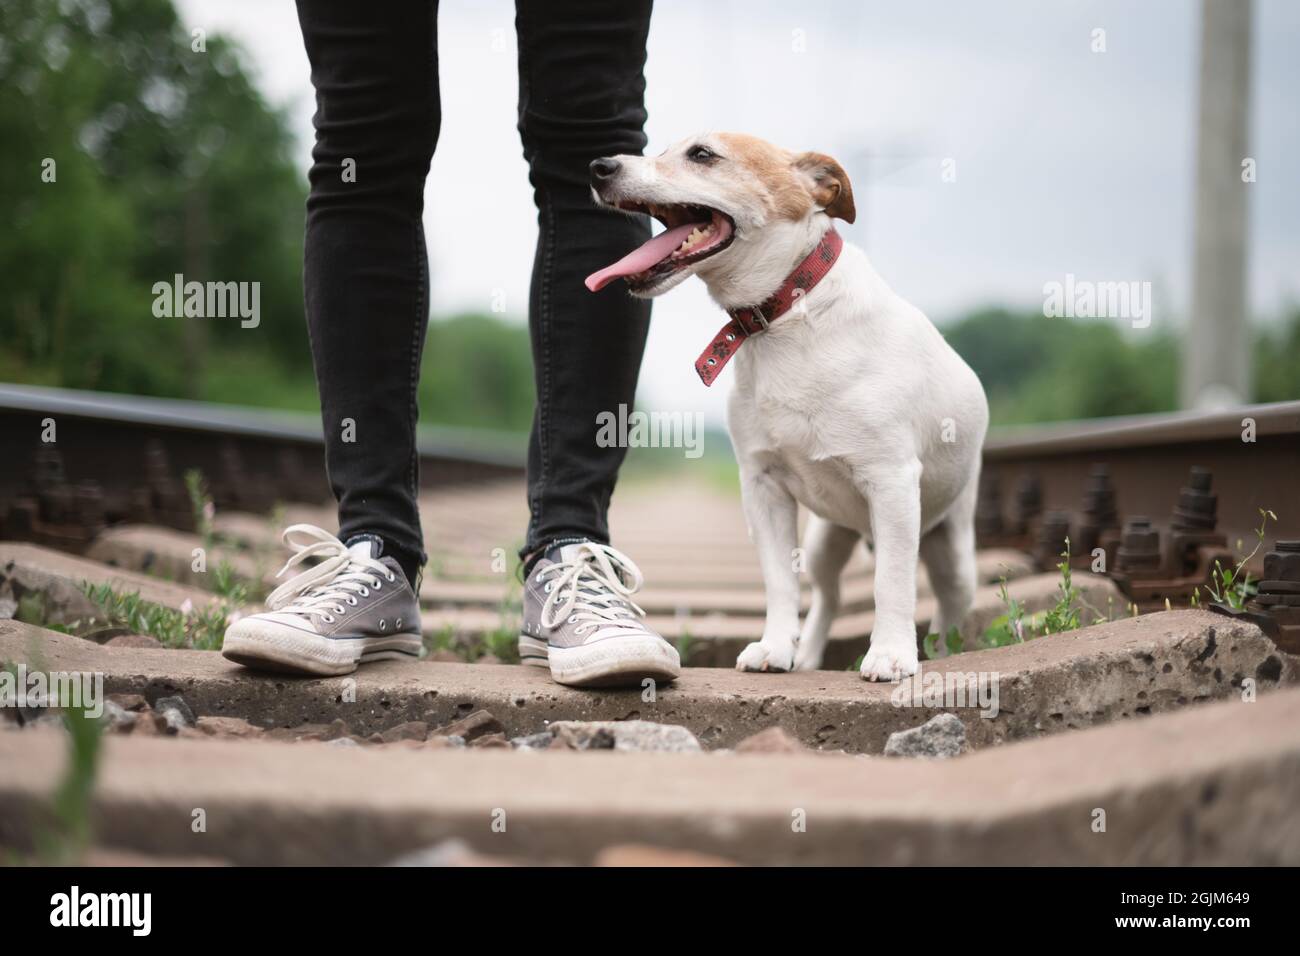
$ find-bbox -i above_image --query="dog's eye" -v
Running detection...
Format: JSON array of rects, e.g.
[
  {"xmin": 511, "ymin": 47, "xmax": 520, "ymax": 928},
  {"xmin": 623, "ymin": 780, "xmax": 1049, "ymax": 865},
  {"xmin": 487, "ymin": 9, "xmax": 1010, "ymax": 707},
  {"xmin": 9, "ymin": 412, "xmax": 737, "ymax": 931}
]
[{"xmin": 687, "ymin": 145, "xmax": 718, "ymax": 164}]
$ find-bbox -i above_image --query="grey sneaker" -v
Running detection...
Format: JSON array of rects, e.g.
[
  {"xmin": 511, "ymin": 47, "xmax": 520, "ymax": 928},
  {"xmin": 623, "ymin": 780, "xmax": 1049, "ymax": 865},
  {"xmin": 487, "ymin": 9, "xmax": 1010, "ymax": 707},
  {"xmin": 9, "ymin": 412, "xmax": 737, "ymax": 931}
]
[
  {"xmin": 222, "ymin": 525, "xmax": 422, "ymax": 676},
  {"xmin": 520, "ymin": 541, "xmax": 681, "ymax": 688}
]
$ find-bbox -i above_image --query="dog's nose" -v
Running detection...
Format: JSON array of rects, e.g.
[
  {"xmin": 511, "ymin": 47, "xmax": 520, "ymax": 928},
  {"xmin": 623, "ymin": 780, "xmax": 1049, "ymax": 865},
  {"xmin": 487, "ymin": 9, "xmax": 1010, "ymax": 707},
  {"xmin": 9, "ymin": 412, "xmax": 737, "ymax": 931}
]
[{"xmin": 589, "ymin": 157, "xmax": 621, "ymax": 186}]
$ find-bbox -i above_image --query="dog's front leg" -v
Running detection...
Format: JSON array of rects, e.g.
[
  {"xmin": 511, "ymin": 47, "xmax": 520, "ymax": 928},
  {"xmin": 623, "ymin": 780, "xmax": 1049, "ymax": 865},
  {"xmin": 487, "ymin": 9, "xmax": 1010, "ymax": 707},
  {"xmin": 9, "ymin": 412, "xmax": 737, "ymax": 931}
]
[
  {"xmin": 858, "ymin": 460, "xmax": 922, "ymax": 681},
  {"xmin": 736, "ymin": 466, "xmax": 800, "ymax": 673}
]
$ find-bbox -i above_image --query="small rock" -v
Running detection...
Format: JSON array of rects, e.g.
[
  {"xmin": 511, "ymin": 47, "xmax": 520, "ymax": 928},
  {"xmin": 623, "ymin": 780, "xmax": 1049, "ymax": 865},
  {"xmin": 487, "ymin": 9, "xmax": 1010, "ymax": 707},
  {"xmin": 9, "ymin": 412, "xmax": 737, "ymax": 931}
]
[
  {"xmin": 510, "ymin": 731, "xmax": 555, "ymax": 750},
  {"xmin": 367, "ymin": 732, "xmax": 386, "ymax": 745},
  {"xmin": 549, "ymin": 720, "xmax": 701, "ymax": 753},
  {"xmin": 132, "ymin": 711, "xmax": 160, "ymax": 736},
  {"xmin": 379, "ymin": 721, "xmax": 429, "ymax": 743},
  {"xmin": 196, "ymin": 716, "xmax": 262, "ymax": 738},
  {"xmin": 470, "ymin": 732, "xmax": 509, "ymax": 748},
  {"xmin": 326, "ymin": 718, "xmax": 353, "ymax": 740},
  {"xmin": 154, "ymin": 695, "xmax": 195, "ymax": 727},
  {"xmin": 434, "ymin": 709, "xmax": 503, "ymax": 743},
  {"xmin": 883, "ymin": 713, "xmax": 966, "ymax": 759},
  {"xmin": 105, "ymin": 634, "xmax": 164, "ymax": 649},
  {"xmin": 551, "ymin": 722, "xmax": 614, "ymax": 750},
  {"xmin": 108, "ymin": 693, "xmax": 149, "ymax": 712},
  {"xmin": 328, "ymin": 737, "xmax": 360, "ymax": 748},
  {"xmin": 475, "ymin": 653, "xmax": 502, "ymax": 665},
  {"xmin": 100, "ymin": 700, "xmax": 137, "ymax": 732},
  {"xmin": 734, "ymin": 726, "xmax": 807, "ymax": 754},
  {"xmin": 154, "ymin": 708, "xmax": 188, "ymax": 735}
]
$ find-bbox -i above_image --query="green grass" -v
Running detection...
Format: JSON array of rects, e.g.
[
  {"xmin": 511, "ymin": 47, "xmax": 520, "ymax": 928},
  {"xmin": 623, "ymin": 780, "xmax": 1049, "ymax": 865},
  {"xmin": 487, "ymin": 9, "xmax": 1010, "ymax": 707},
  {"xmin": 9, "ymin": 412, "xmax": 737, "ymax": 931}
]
[
  {"xmin": 1206, "ymin": 508, "xmax": 1278, "ymax": 610},
  {"xmin": 184, "ymin": 468, "xmax": 216, "ymax": 550},
  {"xmin": 79, "ymin": 581, "xmax": 234, "ymax": 651},
  {"xmin": 675, "ymin": 631, "xmax": 695, "ymax": 667},
  {"xmin": 422, "ymin": 590, "xmax": 523, "ymax": 665},
  {"xmin": 923, "ymin": 539, "xmax": 1098, "ymax": 660}
]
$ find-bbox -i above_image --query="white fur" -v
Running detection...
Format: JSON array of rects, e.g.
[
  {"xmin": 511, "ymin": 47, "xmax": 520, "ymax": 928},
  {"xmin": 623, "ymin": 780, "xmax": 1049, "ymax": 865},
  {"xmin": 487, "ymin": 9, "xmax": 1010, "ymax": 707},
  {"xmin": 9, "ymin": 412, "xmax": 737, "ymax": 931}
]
[{"xmin": 594, "ymin": 134, "xmax": 989, "ymax": 681}]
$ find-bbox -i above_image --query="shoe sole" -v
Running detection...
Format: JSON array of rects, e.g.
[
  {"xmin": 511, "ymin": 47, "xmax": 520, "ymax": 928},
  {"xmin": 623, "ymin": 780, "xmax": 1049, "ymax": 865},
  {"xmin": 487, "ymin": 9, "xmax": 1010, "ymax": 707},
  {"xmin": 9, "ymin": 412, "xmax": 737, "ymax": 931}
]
[
  {"xmin": 222, "ymin": 621, "xmax": 422, "ymax": 677},
  {"xmin": 519, "ymin": 633, "xmax": 681, "ymax": 688}
]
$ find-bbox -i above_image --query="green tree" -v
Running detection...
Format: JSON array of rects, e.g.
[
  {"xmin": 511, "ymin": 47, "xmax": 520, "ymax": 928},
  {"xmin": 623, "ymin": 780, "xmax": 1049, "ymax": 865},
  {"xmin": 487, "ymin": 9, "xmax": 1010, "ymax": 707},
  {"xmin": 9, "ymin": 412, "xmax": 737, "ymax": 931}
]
[
  {"xmin": 418, "ymin": 314, "xmax": 535, "ymax": 432},
  {"xmin": 1254, "ymin": 309, "xmax": 1300, "ymax": 404},
  {"xmin": 0, "ymin": 0, "xmax": 306, "ymax": 396},
  {"xmin": 942, "ymin": 309, "xmax": 1180, "ymax": 426}
]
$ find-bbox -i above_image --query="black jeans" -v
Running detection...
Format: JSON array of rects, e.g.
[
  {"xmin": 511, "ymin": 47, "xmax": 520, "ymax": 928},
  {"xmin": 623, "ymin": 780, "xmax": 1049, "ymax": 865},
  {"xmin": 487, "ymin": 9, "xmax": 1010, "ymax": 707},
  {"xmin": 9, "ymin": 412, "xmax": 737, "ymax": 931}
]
[{"xmin": 296, "ymin": 0, "xmax": 653, "ymax": 580}]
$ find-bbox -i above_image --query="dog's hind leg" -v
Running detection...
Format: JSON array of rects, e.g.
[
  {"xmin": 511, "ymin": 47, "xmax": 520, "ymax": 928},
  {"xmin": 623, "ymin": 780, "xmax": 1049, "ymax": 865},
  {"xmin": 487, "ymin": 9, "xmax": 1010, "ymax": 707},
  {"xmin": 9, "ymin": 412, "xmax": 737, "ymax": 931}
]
[
  {"xmin": 919, "ymin": 477, "xmax": 979, "ymax": 657},
  {"xmin": 793, "ymin": 516, "xmax": 859, "ymax": 671}
]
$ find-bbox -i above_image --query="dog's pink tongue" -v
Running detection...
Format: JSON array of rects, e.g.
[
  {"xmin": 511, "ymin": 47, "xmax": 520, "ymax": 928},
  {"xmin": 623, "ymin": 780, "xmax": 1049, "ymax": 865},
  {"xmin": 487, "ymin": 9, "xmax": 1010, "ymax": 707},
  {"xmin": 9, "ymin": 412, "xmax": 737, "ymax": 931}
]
[{"xmin": 584, "ymin": 222, "xmax": 699, "ymax": 292}]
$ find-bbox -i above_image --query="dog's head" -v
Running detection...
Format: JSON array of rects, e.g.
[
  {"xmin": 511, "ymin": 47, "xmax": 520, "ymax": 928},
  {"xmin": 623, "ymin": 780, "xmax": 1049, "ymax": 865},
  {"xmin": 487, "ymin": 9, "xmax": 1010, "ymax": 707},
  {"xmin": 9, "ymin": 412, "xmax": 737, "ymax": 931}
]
[{"xmin": 585, "ymin": 132, "xmax": 854, "ymax": 302}]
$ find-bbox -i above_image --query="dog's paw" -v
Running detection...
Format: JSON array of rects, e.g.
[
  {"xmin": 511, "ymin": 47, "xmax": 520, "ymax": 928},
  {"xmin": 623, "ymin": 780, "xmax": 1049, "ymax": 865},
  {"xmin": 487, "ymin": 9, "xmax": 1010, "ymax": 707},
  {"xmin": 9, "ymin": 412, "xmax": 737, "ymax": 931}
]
[
  {"xmin": 736, "ymin": 640, "xmax": 795, "ymax": 673},
  {"xmin": 860, "ymin": 640, "xmax": 919, "ymax": 682},
  {"xmin": 792, "ymin": 641, "xmax": 824, "ymax": 672}
]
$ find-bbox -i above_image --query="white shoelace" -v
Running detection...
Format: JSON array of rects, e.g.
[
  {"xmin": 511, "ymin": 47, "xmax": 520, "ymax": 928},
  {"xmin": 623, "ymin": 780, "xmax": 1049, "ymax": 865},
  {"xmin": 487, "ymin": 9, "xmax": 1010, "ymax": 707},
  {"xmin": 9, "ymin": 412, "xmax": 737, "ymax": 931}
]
[
  {"xmin": 538, "ymin": 542, "xmax": 647, "ymax": 636},
  {"xmin": 265, "ymin": 524, "xmax": 397, "ymax": 627}
]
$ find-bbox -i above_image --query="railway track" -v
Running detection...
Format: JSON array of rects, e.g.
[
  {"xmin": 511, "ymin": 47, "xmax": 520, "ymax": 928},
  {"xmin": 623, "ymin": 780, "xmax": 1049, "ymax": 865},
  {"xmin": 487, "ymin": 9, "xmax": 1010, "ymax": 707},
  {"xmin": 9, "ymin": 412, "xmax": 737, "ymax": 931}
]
[
  {"xmin": 2, "ymin": 385, "xmax": 1296, "ymax": 655},
  {"xmin": 2, "ymin": 385, "xmax": 1298, "ymax": 865},
  {"xmin": 0, "ymin": 384, "xmax": 524, "ymax": 547}
]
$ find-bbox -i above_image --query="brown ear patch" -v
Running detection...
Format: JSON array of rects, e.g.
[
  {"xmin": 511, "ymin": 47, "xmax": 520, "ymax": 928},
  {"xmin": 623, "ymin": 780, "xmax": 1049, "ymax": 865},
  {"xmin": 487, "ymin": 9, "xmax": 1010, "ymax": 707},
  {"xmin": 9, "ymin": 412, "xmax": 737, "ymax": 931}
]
[
  {"xmin": 793, "ymin": 152, "xmax": 856, "ymax": 223},
  {"xmin": 715, "ymin": 132, "xmax": 814, "ymax": 221}
]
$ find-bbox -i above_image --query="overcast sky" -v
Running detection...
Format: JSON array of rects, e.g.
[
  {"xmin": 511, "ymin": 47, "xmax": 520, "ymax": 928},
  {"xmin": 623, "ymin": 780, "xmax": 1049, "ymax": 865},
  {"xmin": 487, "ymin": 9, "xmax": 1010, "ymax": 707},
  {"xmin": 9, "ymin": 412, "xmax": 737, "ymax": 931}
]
[{"xmin": 176, "ymin": 0, "xmax": 1300, "ymax": 422}]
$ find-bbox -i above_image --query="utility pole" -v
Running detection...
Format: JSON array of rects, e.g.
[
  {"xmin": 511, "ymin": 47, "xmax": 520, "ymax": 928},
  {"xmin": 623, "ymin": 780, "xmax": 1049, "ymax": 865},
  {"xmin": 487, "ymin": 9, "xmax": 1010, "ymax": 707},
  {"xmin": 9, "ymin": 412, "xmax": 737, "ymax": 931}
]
[{"xmin": 1183, "ymin": 0, "xmax": 1253, "ymax": 409}]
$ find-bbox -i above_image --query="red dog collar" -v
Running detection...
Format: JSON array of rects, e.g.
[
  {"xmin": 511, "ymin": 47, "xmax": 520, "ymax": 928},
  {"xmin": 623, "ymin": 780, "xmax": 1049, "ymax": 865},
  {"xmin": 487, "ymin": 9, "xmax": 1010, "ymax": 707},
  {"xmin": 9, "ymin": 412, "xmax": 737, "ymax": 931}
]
[{"xmin": 694, "ymin": 227, "xmax": 844, "ymax": 386}]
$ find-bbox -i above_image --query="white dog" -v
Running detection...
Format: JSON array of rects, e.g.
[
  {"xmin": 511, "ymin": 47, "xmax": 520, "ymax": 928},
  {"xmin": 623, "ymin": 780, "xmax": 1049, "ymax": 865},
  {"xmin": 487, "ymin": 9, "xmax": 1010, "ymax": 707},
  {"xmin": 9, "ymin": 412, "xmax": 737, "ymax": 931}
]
[{"xmin": 585, "ymin": 132, "xmax": 989, "ymax": 681}]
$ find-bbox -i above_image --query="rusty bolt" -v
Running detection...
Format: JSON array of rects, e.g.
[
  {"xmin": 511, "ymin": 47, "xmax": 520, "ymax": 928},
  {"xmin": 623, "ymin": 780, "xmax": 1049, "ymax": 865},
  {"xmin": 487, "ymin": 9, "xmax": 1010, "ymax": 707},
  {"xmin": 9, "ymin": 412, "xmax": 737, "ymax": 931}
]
[
  {"xmin": 1080, "ymin": 464, "xmax": 1119, "ymax": 529},
  {"xmin": 1171, "ymin": 466, "xmax": 1218, "ymax": 533},
  {"xmin": 1037, "ymin": 510, "xmax": 1071, "ymax": 557},
  {"xmin": 1014, "ymin": 474, "xmax": 1042, "ymax": 518},
  {"xmin": 75, "ymin": 480, "xmax": 105, "ymax": 528},
  {"xmin": 30, "ymin": 444, "xmax": 65, "ymax": 488},
  {"xmin": 1009, "ymin": 474, "xmax": 1042, "ymax": 535},
  {"xmin": 1257, "ymin": 541, "xmax": 1300, "ymax": 607},
  {"xmin": 144, "ymin": 439, "xmax": 172, "ymax": 487},
  {"xmin": 1117, "ymin": 517, "xmax": 1162, "ymax": 573},
  {"xmin": 975, "ymin": 474, "xmax": 1003, "ymax": 538}
]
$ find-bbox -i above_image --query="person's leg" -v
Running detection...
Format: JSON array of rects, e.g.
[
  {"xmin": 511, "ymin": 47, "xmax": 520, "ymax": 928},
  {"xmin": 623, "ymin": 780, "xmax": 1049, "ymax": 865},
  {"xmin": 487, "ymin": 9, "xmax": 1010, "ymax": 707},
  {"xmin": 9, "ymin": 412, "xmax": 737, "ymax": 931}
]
[
  {"xmin": 295, "ymin": 0, "xmax": 440, "ymax": 586},
  {"xmin": 510, "ymin": 1, "xmax": 678, "ymax": 688},
  {"xmin": 514, "ymin": 0, "xmax": 654, "ymax": 568},
  {"xmin": 221, "ymin": 3, "xmax": 437, "ymax": 677}
]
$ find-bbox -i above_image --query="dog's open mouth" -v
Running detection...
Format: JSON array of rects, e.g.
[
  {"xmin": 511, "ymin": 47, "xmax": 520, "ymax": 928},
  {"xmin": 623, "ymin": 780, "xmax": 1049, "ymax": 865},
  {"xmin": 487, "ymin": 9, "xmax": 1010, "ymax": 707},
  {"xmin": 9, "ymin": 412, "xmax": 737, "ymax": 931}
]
[{"xmin": 585, "ymin": 202, "xmax": 735, "ymax": 292}]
